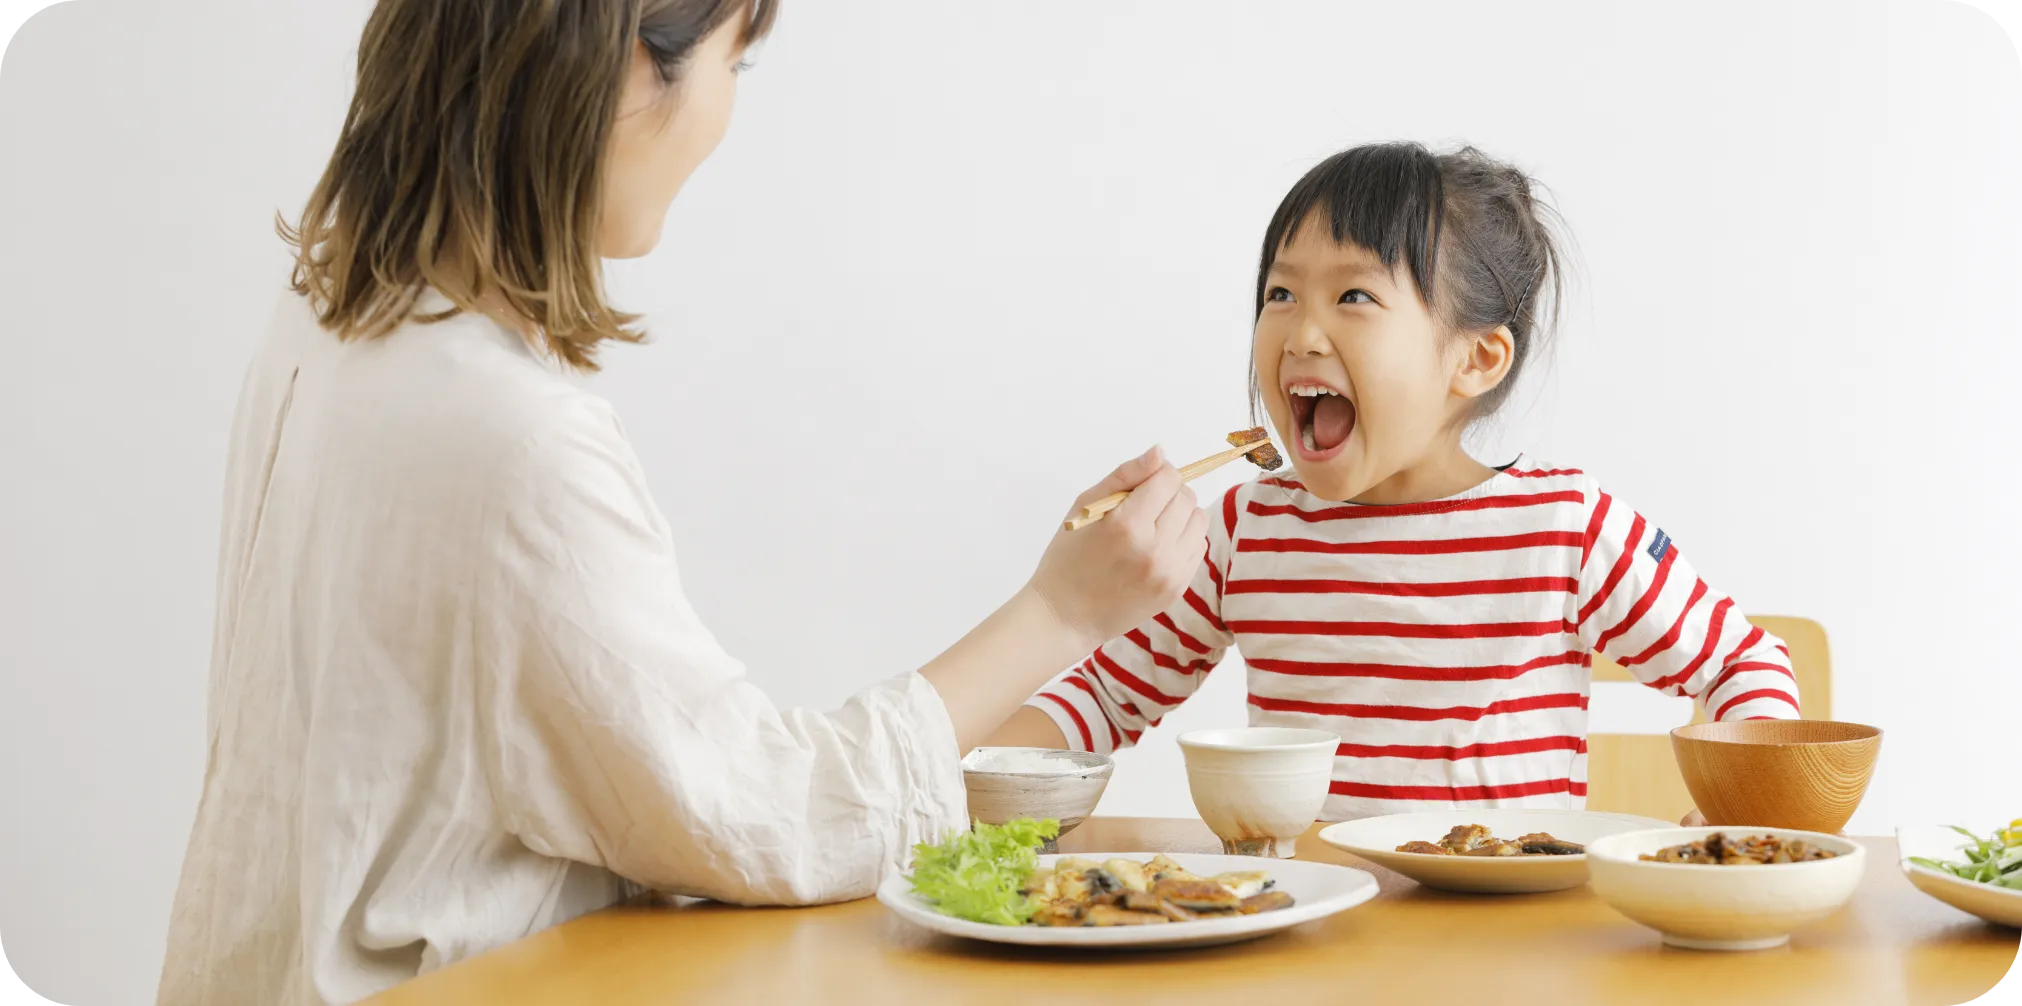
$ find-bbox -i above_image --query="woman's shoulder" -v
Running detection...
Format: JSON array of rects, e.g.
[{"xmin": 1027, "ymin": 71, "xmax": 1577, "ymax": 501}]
[{"xmin": 270, "ymin": 289, "xmax": 630, "ymax": 484}]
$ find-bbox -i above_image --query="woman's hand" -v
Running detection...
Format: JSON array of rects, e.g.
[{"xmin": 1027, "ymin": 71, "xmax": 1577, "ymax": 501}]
[
  {"xmin": 1027, "ymin": 447, "xmax": 1210, "ymax": 652},
  {"xmin": 1681, "ymin": 808, "xmax": 1708, "ymax": 826},
  {"xmin": 916, "ymin": 447, "xmax": 1209, "ymax": 754}
]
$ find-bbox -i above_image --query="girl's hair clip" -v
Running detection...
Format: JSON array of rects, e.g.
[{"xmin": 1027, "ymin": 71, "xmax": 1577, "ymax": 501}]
[{"xmin": 1507, "ymin": 274, "xmax": 1536, "ymax": 327}]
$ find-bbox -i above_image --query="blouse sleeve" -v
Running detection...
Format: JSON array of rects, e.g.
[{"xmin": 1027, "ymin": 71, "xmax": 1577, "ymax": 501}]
[{"xmin": 476, "ymin": 395, "xmax": 967, "ymax": 906}]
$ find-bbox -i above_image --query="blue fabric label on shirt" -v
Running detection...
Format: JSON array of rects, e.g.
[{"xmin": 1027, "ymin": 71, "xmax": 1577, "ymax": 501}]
[{"xmin": 1648, "ymin": 529, "xmax": 1672, "ymax": 562}]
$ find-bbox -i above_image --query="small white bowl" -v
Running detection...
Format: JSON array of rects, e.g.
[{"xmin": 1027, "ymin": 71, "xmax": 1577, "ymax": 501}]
[
  {"xmin": 1897, "ymin": 825, "xmax": 2022, "ymax": 929},
  {"xmin": 1177, "ymin": 727, "xmax": 1339, "ymax": 859},
  {"xmin": 1586, "ymin": 826, "xmax": 1865, "ymax": 951},
  {"xmin": 960, "ymin": 748, "xmax": 1113, "ymax": 852},
  {"xmin": 1318, "ymin": 809, "xmax": 1679, "ymax": 894}
]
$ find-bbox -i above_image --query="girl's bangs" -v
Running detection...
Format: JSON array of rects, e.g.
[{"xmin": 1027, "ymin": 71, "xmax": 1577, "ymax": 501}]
[{"xmin": 1252, "ymin": 144, "xmax": 1447, "ymax": 317}]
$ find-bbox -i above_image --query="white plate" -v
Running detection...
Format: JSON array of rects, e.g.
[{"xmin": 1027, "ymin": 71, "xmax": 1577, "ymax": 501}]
[
  {"xmin": 877, "ymin": 851, "xmax": 1379, "ymax": 949},
  {"xmin": 1898, "ymin": 826, "xmax": 2022, "ymax": 929},
  {"xmin": 1317, "ymin": 809, "xmax": 1679, "ymax": 894}
]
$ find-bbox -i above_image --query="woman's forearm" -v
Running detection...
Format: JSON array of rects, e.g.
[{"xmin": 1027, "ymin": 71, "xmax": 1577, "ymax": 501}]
[
  {"xmin": 917, "ymin": 585, "xmax": 1095, "ymax": 754},
  {"xmin": 986, "ymin": 705, "xmax": 1069, "ymax": 749},
  {"xmin": 917, "ymin": 447, "xmax": 1207, "ymax": 755}
]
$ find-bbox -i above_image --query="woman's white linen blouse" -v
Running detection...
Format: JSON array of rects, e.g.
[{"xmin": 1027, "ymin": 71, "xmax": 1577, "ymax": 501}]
[{"xmin": 157, "ymin": 293, "xmax": 966, "ymax": 1006}]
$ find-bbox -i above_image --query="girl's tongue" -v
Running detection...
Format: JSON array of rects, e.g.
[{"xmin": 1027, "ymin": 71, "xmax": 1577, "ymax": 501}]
[{"xmin": 1310, "ymin": 395, "xmax": 1355, "ymax": 451}]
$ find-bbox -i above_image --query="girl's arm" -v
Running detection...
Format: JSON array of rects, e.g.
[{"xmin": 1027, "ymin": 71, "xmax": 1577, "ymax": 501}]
[
  {"xmin": 987, "ymin": 485, "xmax": 1244, "ymax": 752},
  {"xmin": 1574, "ymin": 485, "xmax": 1800, "ymax": 721}
]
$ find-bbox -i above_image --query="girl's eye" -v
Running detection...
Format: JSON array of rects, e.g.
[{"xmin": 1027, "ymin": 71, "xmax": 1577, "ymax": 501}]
[
  {"xmin": 1265, "ymin": 287, "xmax": 1293, "ymax": 303},
  {"xmin": 734, "ymin": 59, "xmax": 755, "ymax": 74},
  {"xmin": 1339, "ymin": 289, "xmax": 1374, "ymax": 305}
]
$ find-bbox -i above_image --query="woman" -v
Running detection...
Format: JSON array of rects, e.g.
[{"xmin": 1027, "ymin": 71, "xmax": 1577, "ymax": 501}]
[{"xmin": 156, "ymin": 2, "xmax": 1207, "ymax": 1003}]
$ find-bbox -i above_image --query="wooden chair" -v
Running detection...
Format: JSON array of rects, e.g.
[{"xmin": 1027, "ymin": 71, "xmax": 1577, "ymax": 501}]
[{"xmin": 1583, "ymin": 615, "xmax": 1831, "ymax": 823}]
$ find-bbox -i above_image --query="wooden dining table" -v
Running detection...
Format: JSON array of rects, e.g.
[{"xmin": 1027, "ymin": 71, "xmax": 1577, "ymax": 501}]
[{"xmin": 363, "ymin": 817, "xmax": 2019, "ymax": 1006}]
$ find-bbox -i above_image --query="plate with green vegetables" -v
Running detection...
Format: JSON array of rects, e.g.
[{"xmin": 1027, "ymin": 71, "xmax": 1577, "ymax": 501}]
[
  {"xmin": 1897, "ymin": 820, "xmax": 2022, "ymax": 928},
  {"xmin": 878, "ymin": 818, "xmax": 1379, "ymax": 948}
]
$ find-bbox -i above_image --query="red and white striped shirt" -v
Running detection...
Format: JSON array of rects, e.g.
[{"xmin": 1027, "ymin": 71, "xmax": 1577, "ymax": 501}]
[{"xmin": 1026, "ymin": 456, "xmax": 1800, "ymax": 821}]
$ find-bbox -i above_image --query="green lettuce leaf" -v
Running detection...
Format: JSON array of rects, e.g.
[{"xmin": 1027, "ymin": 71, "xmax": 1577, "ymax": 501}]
[{"xmin": 905, "ymin": 818, "xmax": 1060, "ymax": 926}]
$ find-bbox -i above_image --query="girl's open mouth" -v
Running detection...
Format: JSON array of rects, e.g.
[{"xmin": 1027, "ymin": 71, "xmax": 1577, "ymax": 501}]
[{"xmin": 1287, "ymin": 384, "xmax": 1356, "ymax": 462}]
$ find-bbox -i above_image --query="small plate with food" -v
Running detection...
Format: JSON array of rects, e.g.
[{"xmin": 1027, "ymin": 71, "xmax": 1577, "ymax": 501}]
[
  {"xmin": 880, "ymin": 819, "xmax": 1378, "ymax": 948},
  {"xmin": 1898, "ymin": 820, "xmax": 2022, "ymax": 928},
  {"xmin": 1316, "ymin": 809, "xmax": 1677, "ymax": 894},
  {"xmin": 1585, "ymin": 827, "xmax": 1865, "ymax": 950}
]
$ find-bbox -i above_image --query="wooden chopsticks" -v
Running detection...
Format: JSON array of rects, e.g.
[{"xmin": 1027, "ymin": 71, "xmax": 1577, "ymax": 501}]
[{"xmin": 1064, "ymin": 436, "xmax": 1279, "ymax": 531}]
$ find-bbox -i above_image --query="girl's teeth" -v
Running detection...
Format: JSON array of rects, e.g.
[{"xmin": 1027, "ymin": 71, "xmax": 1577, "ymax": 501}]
[{"xmin": 1302, "ymin": 426, "xmax": 1318, "ymax": 452}]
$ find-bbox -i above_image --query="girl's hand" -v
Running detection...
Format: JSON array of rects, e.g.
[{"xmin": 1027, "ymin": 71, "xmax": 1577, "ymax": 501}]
[
  {"xmin": 1681, "ymin": 809, "xmax": 1708, "ymax": 826},
  {"xmin": 1028, "ymin": 447, "xmax": 1209, "ymax": 651}
]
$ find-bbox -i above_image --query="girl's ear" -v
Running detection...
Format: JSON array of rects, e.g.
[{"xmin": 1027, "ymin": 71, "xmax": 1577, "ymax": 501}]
[{"xmin": 1451, "ymin": 325, "xmax": 1515, "ymax": 403}]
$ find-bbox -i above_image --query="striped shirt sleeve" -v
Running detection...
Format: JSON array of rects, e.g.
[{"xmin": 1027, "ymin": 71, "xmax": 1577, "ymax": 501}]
[
  {"xmin": 1023, "ymin": 484, "xmax": 1243, "ymax": 753},
  {"xmin": 1574, "ymin": 486, "xmax": 1800, "ymax": 722}
]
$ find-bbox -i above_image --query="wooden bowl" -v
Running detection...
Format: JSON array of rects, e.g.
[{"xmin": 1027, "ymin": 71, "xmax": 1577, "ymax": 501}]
[{"xmin": 1670, "ymin": 721, "xmax": 1881, "ymax": 833}]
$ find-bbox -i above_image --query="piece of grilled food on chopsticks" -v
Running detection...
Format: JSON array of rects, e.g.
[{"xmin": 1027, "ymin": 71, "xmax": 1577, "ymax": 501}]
[{"xmin": 1065, "ymin": 427, "xmax": 1283, "ymax": 531}]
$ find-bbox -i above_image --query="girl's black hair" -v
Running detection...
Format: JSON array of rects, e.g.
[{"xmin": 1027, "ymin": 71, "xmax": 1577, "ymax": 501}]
[{"xmin": 1250, "ymin": 141, "xmax": 1566, "ymax": 421}]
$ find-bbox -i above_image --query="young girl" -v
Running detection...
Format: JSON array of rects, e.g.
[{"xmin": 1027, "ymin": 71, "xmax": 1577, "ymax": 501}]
[{"xmin": 990, "ymin": 141, "xmax": 1799, "ymax": 820}]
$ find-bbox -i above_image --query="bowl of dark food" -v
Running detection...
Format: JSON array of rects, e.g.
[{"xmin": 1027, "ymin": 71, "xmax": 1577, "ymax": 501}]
[
  {"xmin": 1316, "ymin": 809, "xmax": 1678, "ymax": 894},
  {"xmin": 1586, "ymin": 827, "xmax": 1865, "ymax": 951}
]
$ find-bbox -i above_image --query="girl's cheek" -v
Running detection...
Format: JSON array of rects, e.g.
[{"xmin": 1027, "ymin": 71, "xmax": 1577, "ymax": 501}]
[{"xmin": 1253, "ymin": 332, "xmax": 1281, "ymax": 373}]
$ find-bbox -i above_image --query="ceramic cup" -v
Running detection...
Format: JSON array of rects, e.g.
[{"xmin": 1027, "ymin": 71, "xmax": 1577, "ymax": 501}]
[{"xmin": 1177, "ymin": 727, "xmax": 1340, "ymax": 858}]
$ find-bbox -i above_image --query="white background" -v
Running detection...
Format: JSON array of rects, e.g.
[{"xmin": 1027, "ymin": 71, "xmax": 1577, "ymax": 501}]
[{"xmin": 3, "ymin": 1, "xmax": 2020, "ymax": 1004}]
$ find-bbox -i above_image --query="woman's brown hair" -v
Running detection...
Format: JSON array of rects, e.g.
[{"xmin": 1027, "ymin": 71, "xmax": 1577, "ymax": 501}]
[{"xmin": 281, "ymin": 0, "xmax": 778, "ymax": 370}]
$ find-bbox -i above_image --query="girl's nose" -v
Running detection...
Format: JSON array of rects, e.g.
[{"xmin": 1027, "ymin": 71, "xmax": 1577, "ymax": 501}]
[{"xmin": 1285, "ymin": 316, "xmax": 1334, "ymax": 357}]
